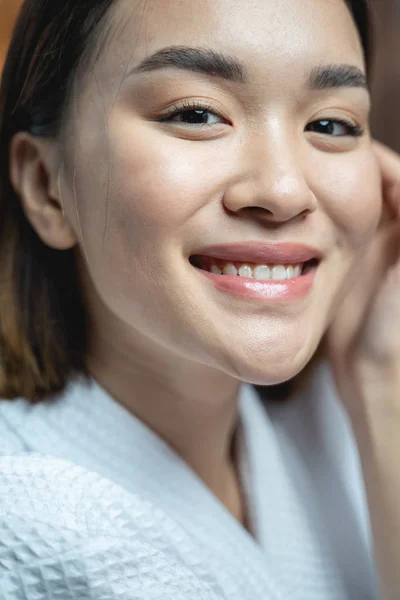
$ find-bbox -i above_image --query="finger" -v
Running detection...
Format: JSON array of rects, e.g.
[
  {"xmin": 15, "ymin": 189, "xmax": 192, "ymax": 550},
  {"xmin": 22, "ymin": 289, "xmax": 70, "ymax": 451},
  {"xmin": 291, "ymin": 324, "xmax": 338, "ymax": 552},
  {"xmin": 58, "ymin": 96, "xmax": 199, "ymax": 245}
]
[
  {"xmin": 328, "ymin": 220, "xmax": 400, "ymax": 360},
  {"xmin": 373, "ymin": 140, "xmax": 400, "ymax": 218}
]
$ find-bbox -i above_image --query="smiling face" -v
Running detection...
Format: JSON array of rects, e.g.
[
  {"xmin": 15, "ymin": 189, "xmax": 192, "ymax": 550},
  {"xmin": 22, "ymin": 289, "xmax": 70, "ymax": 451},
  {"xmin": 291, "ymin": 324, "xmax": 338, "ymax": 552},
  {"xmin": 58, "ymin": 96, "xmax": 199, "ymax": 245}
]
[{"xmin": 58, "ymin": 0, "xmax": 381, "ymax": 385}]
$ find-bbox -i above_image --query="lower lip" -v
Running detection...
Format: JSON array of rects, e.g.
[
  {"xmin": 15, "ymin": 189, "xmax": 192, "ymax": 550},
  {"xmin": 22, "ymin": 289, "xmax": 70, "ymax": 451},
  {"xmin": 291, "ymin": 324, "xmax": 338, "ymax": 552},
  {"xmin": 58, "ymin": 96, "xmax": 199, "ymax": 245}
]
[{"xmin": 195, "ymin": 267, "xmax": 317, "ymax": 302}]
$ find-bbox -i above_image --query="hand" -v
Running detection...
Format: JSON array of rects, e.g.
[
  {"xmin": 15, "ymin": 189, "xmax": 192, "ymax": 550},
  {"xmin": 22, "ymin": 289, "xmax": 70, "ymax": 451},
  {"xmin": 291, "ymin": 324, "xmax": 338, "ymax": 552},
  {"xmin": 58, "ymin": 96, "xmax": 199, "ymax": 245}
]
[
  {"xmin": 327, "ymin": 141, "xmax": 400, "ymax": 417},
  {"xmin": 326, "ymin": 141, "xmax": 400, "ymax": 600}
]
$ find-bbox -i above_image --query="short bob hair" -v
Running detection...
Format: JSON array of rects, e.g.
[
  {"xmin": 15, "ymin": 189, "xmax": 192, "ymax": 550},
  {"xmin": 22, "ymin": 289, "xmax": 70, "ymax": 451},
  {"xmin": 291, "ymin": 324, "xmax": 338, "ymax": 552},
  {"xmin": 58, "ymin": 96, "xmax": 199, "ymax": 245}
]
[{"xmin": 0, "ymin": 0, "xmax": 372, "ymax": 402}]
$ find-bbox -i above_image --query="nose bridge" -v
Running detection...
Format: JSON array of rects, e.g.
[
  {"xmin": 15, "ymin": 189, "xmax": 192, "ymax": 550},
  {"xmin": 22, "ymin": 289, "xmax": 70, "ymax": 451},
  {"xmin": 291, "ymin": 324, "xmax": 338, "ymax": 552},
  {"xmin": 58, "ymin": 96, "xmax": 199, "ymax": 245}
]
[
  {"xmin": 224, "ymin": 119, "xmax": 316, "ymax": 221},
  {"xmin": 248, "ymin": 118, "xmax": 310, "ymax": 199}
]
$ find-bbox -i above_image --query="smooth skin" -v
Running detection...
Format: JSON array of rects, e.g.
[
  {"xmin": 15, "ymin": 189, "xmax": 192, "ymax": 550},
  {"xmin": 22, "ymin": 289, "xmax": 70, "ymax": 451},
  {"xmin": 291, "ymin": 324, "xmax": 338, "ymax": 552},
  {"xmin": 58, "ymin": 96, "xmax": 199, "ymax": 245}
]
[{"xmin": 8, "ymin": 0, "xmax": 398, "ymax": 595}]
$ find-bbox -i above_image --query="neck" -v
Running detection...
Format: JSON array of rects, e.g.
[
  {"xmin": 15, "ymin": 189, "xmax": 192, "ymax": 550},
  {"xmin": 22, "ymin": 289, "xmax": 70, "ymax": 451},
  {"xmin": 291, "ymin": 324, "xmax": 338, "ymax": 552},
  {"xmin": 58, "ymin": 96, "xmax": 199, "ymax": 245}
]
[{"xmin": 86, "ymin": 321, "xmax": 245, "ymax": 521}]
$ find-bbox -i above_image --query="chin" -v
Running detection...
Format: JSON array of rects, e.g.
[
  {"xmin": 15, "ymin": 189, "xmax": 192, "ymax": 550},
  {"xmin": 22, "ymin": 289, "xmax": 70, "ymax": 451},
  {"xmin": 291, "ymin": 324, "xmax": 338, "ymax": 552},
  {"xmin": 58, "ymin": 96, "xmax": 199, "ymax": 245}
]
[{"xmin": 223, "ymin": 340, "xmax": 318, "ymax": 387}]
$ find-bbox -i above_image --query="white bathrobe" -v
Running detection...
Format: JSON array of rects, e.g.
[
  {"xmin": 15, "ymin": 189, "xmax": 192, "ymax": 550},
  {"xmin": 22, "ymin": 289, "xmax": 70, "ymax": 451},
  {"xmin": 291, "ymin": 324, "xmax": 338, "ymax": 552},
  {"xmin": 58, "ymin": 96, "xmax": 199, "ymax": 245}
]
[{"xmin": 0, "ymin": 362, "xmax": 379, "ymax": 599}]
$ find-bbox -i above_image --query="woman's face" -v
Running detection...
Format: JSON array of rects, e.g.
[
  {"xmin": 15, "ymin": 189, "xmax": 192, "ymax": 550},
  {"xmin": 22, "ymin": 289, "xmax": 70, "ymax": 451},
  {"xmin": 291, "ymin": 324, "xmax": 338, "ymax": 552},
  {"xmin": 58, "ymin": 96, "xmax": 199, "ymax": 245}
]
[{"xmin": 61, "ymin": 0, "xmax": 381, "ymax": 384}]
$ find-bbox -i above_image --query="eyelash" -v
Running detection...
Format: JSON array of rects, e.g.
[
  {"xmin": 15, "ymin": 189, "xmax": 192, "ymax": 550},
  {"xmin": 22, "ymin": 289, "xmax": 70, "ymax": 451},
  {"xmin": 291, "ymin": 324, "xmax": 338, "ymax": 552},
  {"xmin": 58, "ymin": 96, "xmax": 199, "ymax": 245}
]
[
  {"xmin": 158, "ymin": 100, "xmax": 221, "ymax": 124},
  {"xmin": 158, "ymin": 100, "xmax": 364, "ymax": 138}
]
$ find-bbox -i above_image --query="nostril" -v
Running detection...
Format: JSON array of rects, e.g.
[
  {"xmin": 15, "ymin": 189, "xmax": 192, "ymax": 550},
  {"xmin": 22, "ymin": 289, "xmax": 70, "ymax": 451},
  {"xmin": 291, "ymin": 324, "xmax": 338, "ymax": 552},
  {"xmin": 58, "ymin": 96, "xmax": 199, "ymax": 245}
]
[{"xmin": 245, "ymin": 206, "xmax": 274, "ymax": 216}]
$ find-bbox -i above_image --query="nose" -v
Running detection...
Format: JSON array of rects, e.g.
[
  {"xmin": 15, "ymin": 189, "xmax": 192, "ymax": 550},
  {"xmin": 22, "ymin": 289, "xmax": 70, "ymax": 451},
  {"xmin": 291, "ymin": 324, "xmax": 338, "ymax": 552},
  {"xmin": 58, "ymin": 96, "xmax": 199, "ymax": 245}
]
[{"xmin": 223, "ymin": 128, "xmax": 317, "ymax": 224}]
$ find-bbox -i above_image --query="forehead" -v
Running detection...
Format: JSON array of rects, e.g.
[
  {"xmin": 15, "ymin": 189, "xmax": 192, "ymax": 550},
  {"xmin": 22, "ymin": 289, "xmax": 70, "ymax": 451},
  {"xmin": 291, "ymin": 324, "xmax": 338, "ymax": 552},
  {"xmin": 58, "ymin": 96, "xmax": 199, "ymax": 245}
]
[{"xmin": 106, "ymin": 0, "xmax": 364, "ymax": 77}]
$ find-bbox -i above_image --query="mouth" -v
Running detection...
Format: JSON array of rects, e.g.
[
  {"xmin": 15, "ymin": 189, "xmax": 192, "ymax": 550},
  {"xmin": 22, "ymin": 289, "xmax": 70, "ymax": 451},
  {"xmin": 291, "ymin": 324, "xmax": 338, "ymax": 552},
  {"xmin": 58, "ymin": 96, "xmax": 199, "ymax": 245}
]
[
  {"xmin": 189, "ymin": 256, "xmax": 319, "ymax": 281},
  {"xmin": 188, "ymin": 242, "xmax": 322, "ymax": 302}
]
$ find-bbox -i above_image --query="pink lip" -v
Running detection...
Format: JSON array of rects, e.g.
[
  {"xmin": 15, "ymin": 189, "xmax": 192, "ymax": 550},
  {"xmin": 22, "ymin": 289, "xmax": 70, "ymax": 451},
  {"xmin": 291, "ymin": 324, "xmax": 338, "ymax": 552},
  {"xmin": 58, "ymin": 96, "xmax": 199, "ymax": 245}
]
[
  {"xmin": 196, "ymin": 267, "xmax": 317, "ymax": 302},
  {"xmin": 191, "ymin": 242, "xmax": 322, "ymax": 265}
]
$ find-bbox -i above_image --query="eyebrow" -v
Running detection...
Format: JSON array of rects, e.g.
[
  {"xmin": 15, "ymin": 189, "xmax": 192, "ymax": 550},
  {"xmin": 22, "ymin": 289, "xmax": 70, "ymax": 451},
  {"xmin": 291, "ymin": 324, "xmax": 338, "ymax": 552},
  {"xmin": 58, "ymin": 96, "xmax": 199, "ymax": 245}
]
[
  {"xmin": 127, "ymin": 46, "xmax": 246, "ymax": 82},
  {"xmin": 126, "ymin": 45, "xmax": 368, "ymax": 90},
  {"xmin": 308, "ymin": 64, "xmax": 368, "ymax": 90}
]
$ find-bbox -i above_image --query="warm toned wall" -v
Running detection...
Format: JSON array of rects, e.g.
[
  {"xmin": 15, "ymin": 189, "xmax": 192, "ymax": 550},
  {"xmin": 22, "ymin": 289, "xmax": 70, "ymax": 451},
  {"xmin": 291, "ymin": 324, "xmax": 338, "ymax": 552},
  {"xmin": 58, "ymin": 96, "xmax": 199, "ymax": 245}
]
[
  {"xmin": 370, "ymin": 0, "xmax": 400, "ymax": 153},
  {"xmin": 0, "ymin": 0, "xmax": 23, "ymax": 73}
]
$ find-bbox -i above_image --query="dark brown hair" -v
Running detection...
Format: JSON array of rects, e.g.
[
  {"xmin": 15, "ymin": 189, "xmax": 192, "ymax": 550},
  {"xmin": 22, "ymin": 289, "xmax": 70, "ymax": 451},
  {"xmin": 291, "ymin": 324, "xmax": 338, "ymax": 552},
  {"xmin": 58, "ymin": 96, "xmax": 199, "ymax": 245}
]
[{"xmin": 0, "ymin": 0, "xmax": 372, "ymax": 402}]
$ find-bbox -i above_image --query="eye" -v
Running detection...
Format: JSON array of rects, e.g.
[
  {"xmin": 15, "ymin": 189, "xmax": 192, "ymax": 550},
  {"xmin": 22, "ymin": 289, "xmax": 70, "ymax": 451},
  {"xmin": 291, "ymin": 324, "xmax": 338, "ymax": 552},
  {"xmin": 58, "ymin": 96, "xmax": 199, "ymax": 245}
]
[
  {"xmin": 305, "ymin": 118, "xmax": 364, "ymax": 138},
  {"xmin": 158, "ymin": 100, "xmax": 228, "ymax": 127}
]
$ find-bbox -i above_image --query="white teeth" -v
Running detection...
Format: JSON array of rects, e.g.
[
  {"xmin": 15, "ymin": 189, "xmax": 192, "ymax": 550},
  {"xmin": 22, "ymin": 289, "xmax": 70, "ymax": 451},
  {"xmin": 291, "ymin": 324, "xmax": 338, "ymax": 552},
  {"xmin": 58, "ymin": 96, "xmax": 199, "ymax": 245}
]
[
  {"xmin": 253, "ymin": 265, "xmax": 271, "ymax": 281},
  {"xmin": 238, "ymin": 265, "xmax": 253, "ymax": 278},
  {"xmin": 211, "ymin": 265, "xmax": 222, "ymax": 274},
  {"xmin": 286, "ymin": 266, "xmax": 295, "ymax": 279},
  {"xmin": 208, "ymin": 262, "xmax": 306, "ymax": 280},
  {"xmin": 223, "ymin": 263, "xmax": 238, "ymax": 276},
  {"xmin": 271, "ymin": 265, "xmax": 287, "ymax": 281}
]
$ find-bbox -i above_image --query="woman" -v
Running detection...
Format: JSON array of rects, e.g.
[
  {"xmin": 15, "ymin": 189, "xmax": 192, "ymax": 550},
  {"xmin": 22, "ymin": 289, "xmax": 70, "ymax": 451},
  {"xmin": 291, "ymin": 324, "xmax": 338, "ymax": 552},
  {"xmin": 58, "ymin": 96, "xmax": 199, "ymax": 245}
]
[{"xmin": 0, "ymin": 0, "xmax": 399, "ymax": 598}]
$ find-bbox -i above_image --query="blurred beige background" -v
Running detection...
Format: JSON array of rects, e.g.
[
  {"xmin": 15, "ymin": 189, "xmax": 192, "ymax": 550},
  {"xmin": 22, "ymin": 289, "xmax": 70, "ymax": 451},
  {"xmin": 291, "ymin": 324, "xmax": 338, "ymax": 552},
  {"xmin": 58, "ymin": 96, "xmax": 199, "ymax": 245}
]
[
  {"xmin": 0, "ymin": 0, "xmax": 399, "ymax": 151},
  {"xmin": 370, "ymin": 0, "xmax": 400, "ymax": 152},
  {"xmin": 0, "ymin": 0, "xmax": 23, "ymax": 70}
]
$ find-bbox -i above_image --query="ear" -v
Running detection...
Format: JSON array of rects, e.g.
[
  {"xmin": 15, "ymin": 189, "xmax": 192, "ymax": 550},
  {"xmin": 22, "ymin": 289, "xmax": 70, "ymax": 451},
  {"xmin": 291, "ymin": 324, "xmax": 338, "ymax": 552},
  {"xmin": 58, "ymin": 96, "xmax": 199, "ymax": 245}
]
[{"xmin": 9, "ymin": 132, "xmax": 78, "ymax": 250}]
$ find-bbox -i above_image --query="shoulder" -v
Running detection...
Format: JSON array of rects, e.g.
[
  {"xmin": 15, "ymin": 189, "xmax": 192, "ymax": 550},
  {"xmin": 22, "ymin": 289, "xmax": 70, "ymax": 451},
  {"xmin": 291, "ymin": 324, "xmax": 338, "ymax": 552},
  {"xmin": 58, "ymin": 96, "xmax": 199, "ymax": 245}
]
[
  {"xmin": 0, "ymin": 454, "xmax": 225, "ymax": 600},
  {"xmin": 0, "ymin": 375, "xmax": 86, "ymax": 456},
  {"xmin": 0, "ymin": 397, "xmax": 32, "ymax": 455}
]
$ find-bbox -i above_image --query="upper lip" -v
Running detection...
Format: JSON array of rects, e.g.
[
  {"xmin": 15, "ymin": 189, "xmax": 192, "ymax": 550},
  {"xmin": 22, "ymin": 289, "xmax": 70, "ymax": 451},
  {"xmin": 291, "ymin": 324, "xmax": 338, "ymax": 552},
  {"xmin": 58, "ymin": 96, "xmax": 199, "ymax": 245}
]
[{"xmin": 191, "ymin": 242, "xmax": 323, "ymax": 265}]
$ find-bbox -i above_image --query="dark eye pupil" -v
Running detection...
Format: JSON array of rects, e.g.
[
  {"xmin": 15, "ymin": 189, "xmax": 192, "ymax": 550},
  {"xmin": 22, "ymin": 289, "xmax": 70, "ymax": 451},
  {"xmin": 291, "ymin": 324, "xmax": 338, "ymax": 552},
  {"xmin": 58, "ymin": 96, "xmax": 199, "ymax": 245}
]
[
  {"xmin": 308, "ymin": 120, "xmax": 334, "ymax": 134},
  {"xmin": 181, "ymin": 110, "xmax": 208, "ymax": 124}
]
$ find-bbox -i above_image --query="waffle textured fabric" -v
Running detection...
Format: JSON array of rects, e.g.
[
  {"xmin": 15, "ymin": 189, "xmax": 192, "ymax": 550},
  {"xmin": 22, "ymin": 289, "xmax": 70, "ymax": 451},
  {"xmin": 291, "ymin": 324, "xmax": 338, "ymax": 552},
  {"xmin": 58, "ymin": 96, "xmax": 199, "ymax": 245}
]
[{"xmin": 0, "ymin": 362, "xmax": 379, "ymax": 599}]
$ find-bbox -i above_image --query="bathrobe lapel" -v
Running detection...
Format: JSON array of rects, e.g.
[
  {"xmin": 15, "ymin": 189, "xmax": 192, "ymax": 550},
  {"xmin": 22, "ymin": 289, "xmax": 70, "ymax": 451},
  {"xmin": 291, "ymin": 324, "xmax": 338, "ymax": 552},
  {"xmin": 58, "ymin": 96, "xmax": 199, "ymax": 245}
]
[
  {"xmin": 1, "ymin": 378, "xmax": 286, "ymax": 599},
  {"xmin": 0, "ymin": 367, "xmax": 378, "ymax": 599},
  {"xmin": 240, "ymin": 365, "xmax": 378, "ymax": 599}
]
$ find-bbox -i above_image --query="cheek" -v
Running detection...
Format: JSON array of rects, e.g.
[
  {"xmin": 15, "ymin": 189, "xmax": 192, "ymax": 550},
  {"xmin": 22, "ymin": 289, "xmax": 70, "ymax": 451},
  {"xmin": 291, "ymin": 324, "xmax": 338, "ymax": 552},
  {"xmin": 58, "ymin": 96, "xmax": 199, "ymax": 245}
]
[
  {"xmin": 109, "ymin": 121, "xmax": 227, "ymax": 233},
  {"xmin": 76, "ymin": 120, "xmax": 231, "ymax": 297},
  {"xmin": 313, "ymin": 152, "xmax": 382, "ymax": 248},
  {"xmin": 65, "ymin": 109, "xmax": 228, "ymax": 255}
]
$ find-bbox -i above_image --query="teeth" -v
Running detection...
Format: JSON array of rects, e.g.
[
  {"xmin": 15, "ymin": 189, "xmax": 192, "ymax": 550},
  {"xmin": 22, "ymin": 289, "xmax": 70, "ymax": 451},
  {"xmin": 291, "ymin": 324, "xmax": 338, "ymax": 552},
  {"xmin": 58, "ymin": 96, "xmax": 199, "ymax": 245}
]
[
  {"xmin": 208, "ymin": 262, "xmax": 307, "ymax": 280},
  {"xmin": 238, "ymin": 265, "xmax": 253, "ymax": 278},
  {"xmin": 286, "ymin": 266, "xmax": 295, "ymax": 279},
  {"xmin": 211, "ymin": 265, "xmax": 222, "ymax": 274},
  {"xmin": 271, "ymin": 265, "xmax": 287, "ymax": 281},
  {"xmin": 253, "ymin": 265, "xmax": 271, "ymax": 281},
  {"xmin": 223, "ymin": 263, "xmax": 238, "ymax": 276}
]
